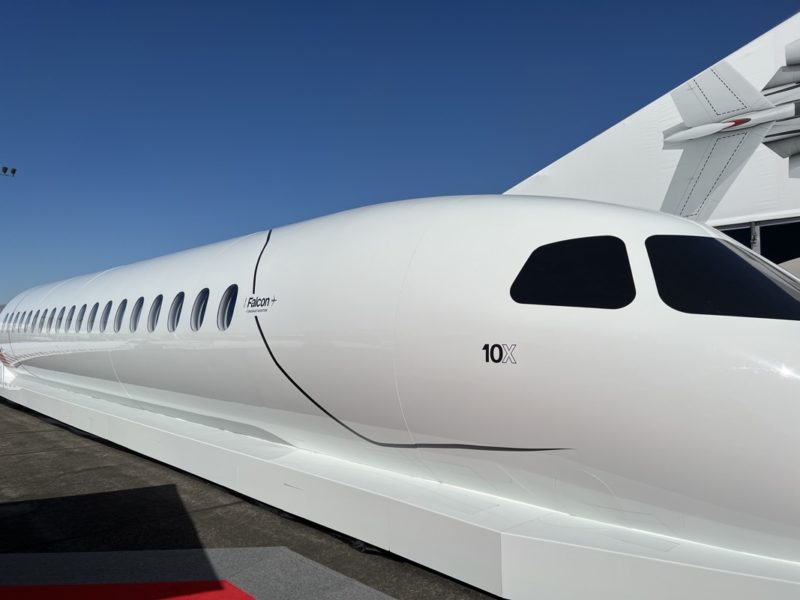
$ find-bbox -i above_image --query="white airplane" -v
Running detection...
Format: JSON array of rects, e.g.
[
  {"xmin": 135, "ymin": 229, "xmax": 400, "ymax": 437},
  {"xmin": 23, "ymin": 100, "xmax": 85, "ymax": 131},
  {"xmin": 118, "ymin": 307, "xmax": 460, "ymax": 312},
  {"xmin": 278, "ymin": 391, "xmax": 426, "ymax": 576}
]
[{"xmin": 3, "ymin": 14, "xmax": 800, "ymax": 600}]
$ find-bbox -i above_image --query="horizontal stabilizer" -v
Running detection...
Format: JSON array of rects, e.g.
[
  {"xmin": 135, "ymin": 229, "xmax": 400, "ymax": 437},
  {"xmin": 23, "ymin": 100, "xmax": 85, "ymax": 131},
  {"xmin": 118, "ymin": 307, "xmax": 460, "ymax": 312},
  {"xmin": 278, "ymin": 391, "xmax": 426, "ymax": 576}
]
[{"xmin": 671, "ymin": 61, "xmax": 773, "ymax": 127}]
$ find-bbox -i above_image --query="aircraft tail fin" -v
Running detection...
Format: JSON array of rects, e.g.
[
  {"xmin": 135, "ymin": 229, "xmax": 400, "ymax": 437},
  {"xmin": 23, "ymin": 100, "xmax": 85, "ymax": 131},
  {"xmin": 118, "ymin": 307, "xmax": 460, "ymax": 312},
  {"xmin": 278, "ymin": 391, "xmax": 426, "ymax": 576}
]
[{"xmin": 506, "ymin": 13, "xmax": 800, "ymax": 227}]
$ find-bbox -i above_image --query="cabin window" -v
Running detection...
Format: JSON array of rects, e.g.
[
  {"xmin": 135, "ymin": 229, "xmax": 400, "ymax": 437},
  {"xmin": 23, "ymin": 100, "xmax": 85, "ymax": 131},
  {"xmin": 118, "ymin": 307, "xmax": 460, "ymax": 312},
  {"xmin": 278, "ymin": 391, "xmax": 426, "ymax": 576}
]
[
  {"xmin": 148, "ymin": 295, "xmax": 163, "ymax": 332},
  {"xmin": 217, "ymin": 284, "xmax": 238, "ymax": 331},
  {"xmin": 647, "ymin": 235, "xmax": 800, "ymax": 320},
  {"xmin": 47, "ymin": 308, "xmax": 56, "ymax": 333},
  {"xmin": 56, "ymin": 307, "xmax": 66, "ymax": 332},
  {"xmin": 30, "ymin": 311, "xmax": 40, "ymax": 333},
  {"xmin": 75, "ymin": 304, "xmax": 87, "ymax": 332},
  {"xmin": 191, "ymin": 288, "xmax": 209, "ymax": 331},
  {"xmin": 18, "ymin": 312, "xmax": 26, "ymax": 332},
  {"xmin": 130, "ymin": 297, "xmax": 144, "ymax": 332},
  {"xmin": 99, "ymin": 301, "xmax": 113, "ymax": 332},
  {"xmin": 168, "ymin": 292, "xmax": 185, "ymax": 332},
  {"xmin": 114, "ymin": 299, "xmax": 127, "ymax": 333},
  {"xmin": 510, "ymin": 236, "xmax": 635, "ymax": 309},
  {"xmin": 66, "ymin": 306, "xmax": 76, "ymax": 332},
  {"xmin": 38, "ymin": 309, "xmax": 48, "ymax": 333},
  {"xmin": 87, "ymin": 303, "xmax": 99, "ymax": 332}
]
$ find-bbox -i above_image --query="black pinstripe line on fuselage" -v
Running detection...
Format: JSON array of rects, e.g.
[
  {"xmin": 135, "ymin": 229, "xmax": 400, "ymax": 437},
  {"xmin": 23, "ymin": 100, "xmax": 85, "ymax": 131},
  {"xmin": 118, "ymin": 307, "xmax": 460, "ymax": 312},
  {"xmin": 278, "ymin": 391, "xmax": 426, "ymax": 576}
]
[
  {"xmin": 251, "ymin": 229, "xmax": 567, "ymax": 452},
  {"xmin": 252, "ymin": 229, "xmax": 272, "ymax": 294}
]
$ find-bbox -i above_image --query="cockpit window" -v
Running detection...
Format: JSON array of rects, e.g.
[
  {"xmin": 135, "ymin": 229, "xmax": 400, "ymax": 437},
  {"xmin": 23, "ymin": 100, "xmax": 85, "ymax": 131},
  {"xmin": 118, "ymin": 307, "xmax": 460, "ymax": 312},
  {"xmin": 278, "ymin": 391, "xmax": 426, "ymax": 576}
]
[
  {"xmin": 646, "ymin": 235, "xmax": 800, "ymax": 321},
  {"xmin": 510, "ymin": 235, "xmax": 635, "ymax": 309}
]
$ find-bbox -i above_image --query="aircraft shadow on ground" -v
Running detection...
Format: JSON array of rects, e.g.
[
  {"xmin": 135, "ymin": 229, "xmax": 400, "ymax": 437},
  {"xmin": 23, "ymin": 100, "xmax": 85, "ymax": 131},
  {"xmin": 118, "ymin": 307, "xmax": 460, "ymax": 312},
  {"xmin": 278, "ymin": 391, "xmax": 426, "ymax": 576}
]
[{"xmin": 0, "ymin": 484, "xmax": 225, "ymax": 598}]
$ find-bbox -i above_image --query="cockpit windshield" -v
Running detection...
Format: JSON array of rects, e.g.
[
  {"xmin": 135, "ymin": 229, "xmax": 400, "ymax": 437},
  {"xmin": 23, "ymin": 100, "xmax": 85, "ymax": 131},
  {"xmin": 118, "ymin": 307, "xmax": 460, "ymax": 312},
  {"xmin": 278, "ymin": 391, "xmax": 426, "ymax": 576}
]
[{"xmin": 646, "ymin": 235, "xmax": 800, "ymax": 321}]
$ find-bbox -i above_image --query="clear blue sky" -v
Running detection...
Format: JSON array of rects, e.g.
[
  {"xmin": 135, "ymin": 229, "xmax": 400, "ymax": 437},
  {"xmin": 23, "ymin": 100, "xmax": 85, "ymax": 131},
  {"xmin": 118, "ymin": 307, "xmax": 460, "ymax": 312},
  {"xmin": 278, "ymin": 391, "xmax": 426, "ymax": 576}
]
[{"xmin": 0, "ymin": 0, "xmax": 797, "ymax": 302}]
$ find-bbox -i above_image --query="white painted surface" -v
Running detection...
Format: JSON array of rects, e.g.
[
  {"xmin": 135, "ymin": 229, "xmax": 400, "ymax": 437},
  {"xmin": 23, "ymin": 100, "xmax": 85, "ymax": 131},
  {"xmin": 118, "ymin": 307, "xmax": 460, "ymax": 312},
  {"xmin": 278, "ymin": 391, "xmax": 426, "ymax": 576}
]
[{"xmin": 1, "ymin": 194, "xmax": 799, "ymax": 598}]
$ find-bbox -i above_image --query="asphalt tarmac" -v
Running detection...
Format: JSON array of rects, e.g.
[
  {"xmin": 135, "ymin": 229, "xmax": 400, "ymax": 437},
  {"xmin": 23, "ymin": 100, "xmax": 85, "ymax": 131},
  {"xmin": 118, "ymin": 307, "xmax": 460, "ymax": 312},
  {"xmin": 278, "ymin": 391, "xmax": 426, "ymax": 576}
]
[{"xmin": 0, "ymin": 398, "xmax": 496, "ymax": 599}]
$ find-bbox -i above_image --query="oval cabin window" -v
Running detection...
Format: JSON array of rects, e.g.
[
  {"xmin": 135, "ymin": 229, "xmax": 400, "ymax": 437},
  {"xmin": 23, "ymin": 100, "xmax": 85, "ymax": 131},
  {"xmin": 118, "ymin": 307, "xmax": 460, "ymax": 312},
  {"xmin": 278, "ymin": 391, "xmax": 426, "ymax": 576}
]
[
  {"xmin": 148, "ymin": 295, "xmax": 163, "ymax": 332},
  {"xmin": 87, "ymin": 303, "xmax": 99, "ymax": 333},
  {"xmin": 56, "ymin": 307, "xmax": 66, "ymax": 332},
  {"xmin": 114, "ymin": 299, "xmax": 127, "ymax": 333},
  {"xmin": 75, "ymin": 305, "xmax": 87, "ymax": 332},
  {"xmin": 168, "ymin": 292, "xmax": 185, "ymax": 332},
  {"xmin": 191, "ymin": 288, "xmax": 209, "ymax": 331},
  {"xmin": 65, "ymin": 306, "xmax": 76, "ymax": 332},
  {"xmin": 99, "ymin": 301, "xmax": 113, "ymax": 332},
  {"xmin": 130, "ymin": 297, "xmax": 144, "ymax": 332},
  {"xmin": 217, "ymin": 284, "xmax": 238, "ymax": 331}
]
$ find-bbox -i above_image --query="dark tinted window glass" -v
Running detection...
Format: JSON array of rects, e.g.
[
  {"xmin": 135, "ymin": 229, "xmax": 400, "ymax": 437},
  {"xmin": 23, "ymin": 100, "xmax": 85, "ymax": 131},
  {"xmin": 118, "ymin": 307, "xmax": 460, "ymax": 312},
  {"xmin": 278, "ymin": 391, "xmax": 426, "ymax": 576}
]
[
  {"xmin": 114, "ymin": 299, "xmax": 127, "ymax": 333},
  {"xmin": 647, "ymin": 235, "xmax": 800, "ymax": 321},
  {"xmin": 720, "ymin": 227, "xmax": 750, "ymax": 248},
  {"xmin": 217, "ymin": 285, "xmax": 238, "ymax": 330},
  {"xmin": 65, "ymin": 306, "xmax": 76, "ymax": 332},
  {"xmin": 511, "ymin": 236, "xmax": 635, "ymax": 309},
  {"xmin": 168, "ymin": 292, "xmax": 184, "ymax": 332},
  {"xmin": 130, "ymin": 297, "xmax": 144, "ymax": 332},
  {"xmin": 191, "ymin": 288, "xmax": 209, "ymax": 331},
  {"xmin": 87, "ymin": 303, "xmax": 99, "ymax": 332},
  {"xmin": 99, "ymin": 301, "xmax": 112, "ymax": 332},
  {"xmin": 76, "ymin": 304, "xmax": 87, "ymax": 332},
  {"xmin": 148, "ymin": 295, "xmax": 163, "ymax": 332}
]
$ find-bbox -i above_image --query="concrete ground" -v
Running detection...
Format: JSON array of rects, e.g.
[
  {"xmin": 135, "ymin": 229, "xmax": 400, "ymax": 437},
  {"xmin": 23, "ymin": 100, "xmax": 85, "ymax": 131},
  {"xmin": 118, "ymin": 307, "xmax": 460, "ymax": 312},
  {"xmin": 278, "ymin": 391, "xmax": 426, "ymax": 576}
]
[{"xmin": 0, "ymin": 398, "xmax": 496, "ymax": 599}]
